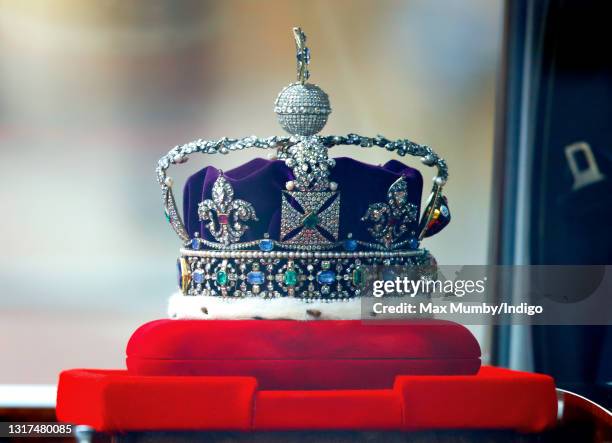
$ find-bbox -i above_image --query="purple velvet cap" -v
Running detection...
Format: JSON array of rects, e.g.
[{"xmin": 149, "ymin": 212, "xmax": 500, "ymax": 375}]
[{"xmin": 183, "ymin": 157, "xmax": 437, "ymax": 244}]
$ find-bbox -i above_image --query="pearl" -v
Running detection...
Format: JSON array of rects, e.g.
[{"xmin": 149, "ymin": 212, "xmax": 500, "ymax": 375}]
[
  {"xmin": 285, "ymin": 181, "xmax": 295, "ymax": 191},
  {"xmin": 329, "ymin": 181, "xmax": 338, "ymax": 191},
  {"xmin": 434, "ymin": 176, "xmax": 447, "ymax": 186},
  {"xmin": 421, "ymin": 155, "xmax": 435, "ymax": 165},
  {"xmin": 164, "ymin": 176, "xmax": 174, "ymax": 187},
  {"xmin": 267, "ymin": 151, "xmax": 278, "ymax": 160}
]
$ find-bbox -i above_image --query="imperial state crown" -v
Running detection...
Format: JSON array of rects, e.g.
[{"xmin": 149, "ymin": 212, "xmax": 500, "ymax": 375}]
[{"xmin": 156, "ymin": 28, "xmax": 451, "ymax": 319}]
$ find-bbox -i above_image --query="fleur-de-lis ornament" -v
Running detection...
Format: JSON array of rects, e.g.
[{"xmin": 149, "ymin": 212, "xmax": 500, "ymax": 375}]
[
  {"xmin": 198, "ymin": 175, "xmax": 258, "ymax": 245},
  {"xmin": 361, "ymin": 177, "xmax": 418, "ymax": 248}
]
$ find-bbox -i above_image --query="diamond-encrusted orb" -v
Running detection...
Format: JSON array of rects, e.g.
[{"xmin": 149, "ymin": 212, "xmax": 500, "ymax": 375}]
[{"xmin": 274, "ymin": 82, "xmax": 331, "ymax": 136}]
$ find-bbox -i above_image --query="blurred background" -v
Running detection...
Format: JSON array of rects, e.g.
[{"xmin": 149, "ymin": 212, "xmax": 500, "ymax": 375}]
[{"xmin": 0, "ymin": 0, "xmax": 502, "ymax": 384}]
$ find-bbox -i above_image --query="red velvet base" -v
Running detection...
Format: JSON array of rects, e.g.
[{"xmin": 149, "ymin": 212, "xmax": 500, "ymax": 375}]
[
  {"xmin": 127, "ymin": 320, "xmax": 481, "ymax": 389},
  {"xmin": 56, "ymin": 366, "xmax": 557, "ymax": 433},
  {"xmin": 55, "ymin": 370, "xmax": 256, "ymax": 431}
]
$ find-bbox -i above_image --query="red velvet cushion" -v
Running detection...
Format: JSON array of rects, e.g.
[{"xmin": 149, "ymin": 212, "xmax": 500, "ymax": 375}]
[
  {"xmin": 56, "ymin": 367, "xmax": 557, "ymax": 432},
  {"xmin": 126, "ymin": 319, "xmax": 481, "ymax": 389},
  {"xmin": 396, "ymin": 366, "xmax": 558, "ymax": 432},
  {"xmin": 56, "ymin": 370, "xmax": 256, "ymax": 431},
  {"xmin": 254, "ymin": 389, "xmax": 404, "ymax": 430}
]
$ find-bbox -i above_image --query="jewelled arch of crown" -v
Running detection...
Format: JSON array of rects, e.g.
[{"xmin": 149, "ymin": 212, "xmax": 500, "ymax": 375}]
[{"xmin": 157, "ymin": 27, "xmax": 449, "ymax": 301}]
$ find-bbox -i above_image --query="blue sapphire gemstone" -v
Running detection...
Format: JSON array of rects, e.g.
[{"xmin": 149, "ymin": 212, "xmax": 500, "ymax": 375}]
[
  {"xmin": 191, "ymin": 237, "xmax": 201, "ymax": 250},
  {"xmin": 193, "ymin": 269, "xmax": 205, "ymax": 284},
  {"xmin": 259, "ymin": 239, "xmax": 274, "ymax": 251},
  {"xmin": 408, "ymin": 237, "xmax": 419, "ymax": 250},
  {"xmin": 382, "ymin": 269, "xmax": 396, "ymax": 281},
  {"xmin": 343, "ymin": 239, "xmax": 358, "ymax": 251},
  {"xmin": 176, "ymin": 259, "xmax": 182, "ymax": 289},
  {"xmin": 440, "ymin": 205, "xmax": 449, "ymax": 218},
  {"xmin": 297, "ymin": 47, "xmax": 310, "ymax": 64},
  {"xmin": 317, "ymin": 270, "xmax": 336, "ymax": 285},
  {"xmin": 247, "ymin": 271, "xmax": 265, "ymax": 285}
]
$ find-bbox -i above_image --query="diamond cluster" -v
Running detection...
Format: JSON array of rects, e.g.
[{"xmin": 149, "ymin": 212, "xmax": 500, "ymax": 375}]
[
  {"xmin": 362, "ymin": 177, "xmax": 419, "ymax": 248},
  {"xmin": 280, "ymin": 190, "xmax": 340, "ymax": 246},
  {"xmin": 197, "ymin": 176, "xmax": 258, "ymax": 245},
  {"xmin": 282, "ymin": 136, "xmax": 335, "ymax": 191}
]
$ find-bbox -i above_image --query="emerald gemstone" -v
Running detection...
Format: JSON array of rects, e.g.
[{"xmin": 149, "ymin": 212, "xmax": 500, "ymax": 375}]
[
  {"xmin": 284, "ymin": 269, "xmax": 298, "ymax": 286},
  {"xmin": 302, "ymin": 212, "xmax": 319, "ymax": 228},
  {"xmin": 216, "ymin": 270, "xmax": 228, "ymax": 286},
  {"xmin": 352, "ymin": 267, "xmax": 365, "ymax": 287}
]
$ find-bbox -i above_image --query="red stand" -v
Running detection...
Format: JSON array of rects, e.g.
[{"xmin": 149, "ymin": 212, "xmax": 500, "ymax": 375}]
[
  {"xmin": 57, "ymin": 367, "xmax": 556, "ymax": 432},
  {"xmin": 56, "ymin": 320, "xmax": 557, "ymax": 433}
]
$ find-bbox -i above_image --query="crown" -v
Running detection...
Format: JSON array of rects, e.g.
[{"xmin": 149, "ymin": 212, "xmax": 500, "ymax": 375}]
[{"xmin": 156, "ymin": 28, "xmax": 450, "ymax": 319}]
